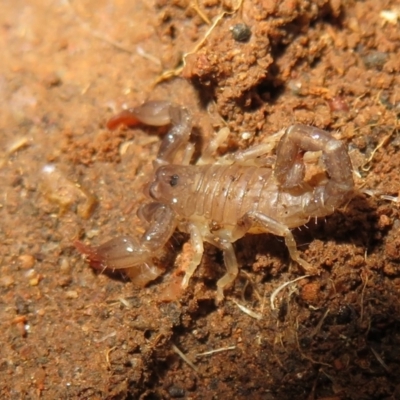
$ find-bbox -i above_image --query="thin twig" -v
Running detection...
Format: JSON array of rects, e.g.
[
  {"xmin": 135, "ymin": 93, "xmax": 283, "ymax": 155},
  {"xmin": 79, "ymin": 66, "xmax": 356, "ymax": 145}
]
[
  {"xmin": 310, "ymin": 309, "xmax": 330, "ymax": 338},
  {"xmin": 270, "ymin": 275, "xmax": 310, "ymax": 310},
  {"xmin": 295, "ymin": 318, "xmax": 332, "ymax": 367},
  {"xmin": 172, "ymin": 344, "xmax": 200, "ymax": 374},
  {"xmin": 232, "ymin": 299, "xmax": 262, "ymax": 320},
  {"xmin": 370, "ymin": 346, "xmax": 390, "ymax": 373},
  {"xmin": 196, "ymin": 346, "xmax": 236, "ymax": 358}
]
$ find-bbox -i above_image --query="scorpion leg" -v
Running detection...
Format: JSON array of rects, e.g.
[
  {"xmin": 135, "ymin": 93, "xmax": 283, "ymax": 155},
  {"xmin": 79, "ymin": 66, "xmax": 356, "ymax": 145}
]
[
  {"xmin": 232, "ymin": 211, "xmax": 318, "ymax": 275},
  {"xmin": 197, "ymin": 127, "xmax": 230, "ymax": 165},
  {"xmin": 227, "ymin": 129, "xmax": 285, "ymax": 165},
  {"xmin": 199, "ymin": 128, "xmax": 285, "ymax": 166},
  {"xmin": 107, "ymin": 101, "xmax": 193, "ymax": 167},
  {"xmin": 181, "ymin": 223, "xmax": 239, "ymax": 302},
  {"xmin": 214, "ymin": 240, "xmax": 239, "ymax": 302},
  {"xmin": 202, "ymin": 231, "xmax": 239, "ymax": 302},
  {"xmin": 275, "ymin": 124, "xmax": 354, "ymax": 212},
  {"xmin": 181, "ymin": 223, "xmax": 205, "ymax": 288}
]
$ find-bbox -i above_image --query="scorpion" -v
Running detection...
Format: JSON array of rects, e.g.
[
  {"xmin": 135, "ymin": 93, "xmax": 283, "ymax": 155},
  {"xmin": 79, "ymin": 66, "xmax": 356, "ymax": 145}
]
[{"xmin": 76, "ymin": 101, "xmax": 354, "ymax": 301}]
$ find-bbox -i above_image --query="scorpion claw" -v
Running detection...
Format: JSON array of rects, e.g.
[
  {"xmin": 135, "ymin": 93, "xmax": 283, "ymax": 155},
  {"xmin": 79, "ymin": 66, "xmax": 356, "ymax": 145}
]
[
  {"xmin": 106, "ymin": 110, "xmax": 142, "ymax": 130},
  {"xmin": 75, "ymin": 236, "xmax": 164, "ymax": 286},
  {"xmin": 74, "ymin": 240, "xmax": 105, "ymax": 271}
]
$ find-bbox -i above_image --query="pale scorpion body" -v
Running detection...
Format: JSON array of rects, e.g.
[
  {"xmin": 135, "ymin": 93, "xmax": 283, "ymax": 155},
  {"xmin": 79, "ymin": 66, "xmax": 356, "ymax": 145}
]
[{"xmin": 78, "ymin": 101, "xmax": 354, "ymax": 301}]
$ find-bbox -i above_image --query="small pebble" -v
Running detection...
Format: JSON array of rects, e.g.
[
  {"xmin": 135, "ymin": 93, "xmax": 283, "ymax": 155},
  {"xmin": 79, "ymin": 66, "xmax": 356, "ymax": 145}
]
[
  {"xmin": 29, "ymin": 277, "xmax": 40, "ymax": 286},
  {"xmin": 0, "ymin": 275, "xmax": 15, "ymax": 287},
  {"xmin": 168, "ymin": 386, "xmax": 185, "ymax": 398},
  {"xmin": 231, "ymin": 23, "xmax": 251, "ymax": 42},
  {"xmin": 241, "ymin": 131, "xmax": 252, "ymax": 140},
  {"xmin": 362, "ymin": 51, "xmax": 388, "ymax": 70},
  {"xmin": 378, "ymin": 214, "xmax": 391, "ymax": 229},
  {"xmin": 287, "ymin": 80, "xmax": 303, "ymax": 95},
  {"xmin": 18, "ymin": 254, "xmax": 35, "ymax": 269},
  {"xmin": 66, "ymin": 290, "xmax": 78, "ymax": 299},
  {"xmin": 59, "ymin": 257, "xmax": 71, "ymax": 273}
]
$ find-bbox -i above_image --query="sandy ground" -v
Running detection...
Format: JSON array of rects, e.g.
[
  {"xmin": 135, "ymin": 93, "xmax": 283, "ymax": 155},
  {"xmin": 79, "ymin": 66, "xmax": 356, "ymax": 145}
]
[{"xmin": 1, "ymin": 0, "xmax": 400, "ymax": 399}]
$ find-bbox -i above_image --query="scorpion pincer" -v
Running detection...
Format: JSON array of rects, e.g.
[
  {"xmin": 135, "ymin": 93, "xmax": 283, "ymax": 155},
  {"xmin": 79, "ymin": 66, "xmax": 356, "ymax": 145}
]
[{"xmin": 76, "ymin": 101, "xmax": 354, "ymax": 301}]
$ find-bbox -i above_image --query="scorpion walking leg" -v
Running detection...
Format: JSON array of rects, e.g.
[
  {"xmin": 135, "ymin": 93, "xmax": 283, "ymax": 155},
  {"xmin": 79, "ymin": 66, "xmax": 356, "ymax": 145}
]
[
  {"xmin": 227, "ymin": 129, "xmax": 285, "ymax": 165},
  {"xmin": 197, "ymin": 127, "xmax": 230, "ymax": 165},
  {"xmin": 182, "ymin": 224, "xmax": 239, "ymax": 302},
  {"xmin": 199, "ymin": 128, "xmax": 286, "ymax": 166},
  {"xmin": 181, "ymin": 223, "xmax": 205, "ymax": 288},
  {"xmin": 215, "ymin": 241, "xmax": 239, "ymax": 302},
  {"xmin": 232, "ymin": 211, "xmax": 318, "ymax": 275},
  {"xmin": 201, "ymin": 232, "xmax": 239, "ymax": 301}
]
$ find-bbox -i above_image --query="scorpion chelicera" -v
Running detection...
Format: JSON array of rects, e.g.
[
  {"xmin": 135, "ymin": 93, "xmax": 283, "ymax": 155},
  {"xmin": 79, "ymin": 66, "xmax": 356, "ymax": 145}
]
[{"xmin": 76, "ymin": 101, "xmax": 354, "ymax": 301}]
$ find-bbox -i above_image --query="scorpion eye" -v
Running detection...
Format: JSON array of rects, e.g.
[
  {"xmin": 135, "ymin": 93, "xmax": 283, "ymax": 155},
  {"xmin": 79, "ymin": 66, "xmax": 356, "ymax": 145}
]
[{"xmin": 169, "ymin": 174, "xmax": 179, "ymax": 187}]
